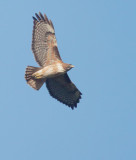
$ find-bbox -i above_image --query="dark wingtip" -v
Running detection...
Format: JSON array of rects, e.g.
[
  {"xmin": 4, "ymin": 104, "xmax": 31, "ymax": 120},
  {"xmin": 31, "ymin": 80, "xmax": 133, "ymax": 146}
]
[
  {"xmin": 70, "ymin": 92, "xmax": 82, "ymax": 109},
  {"xmin": 39, "ymin": 12, "xmax": 45, "ymax": 21},
  {"xmin": 33, "ymin": 12, "xmax": 50, "ymax": 24},
  {"xmin": 69, "ymin": 102, "xmax": 78, "ymax": 110},
  {"xmin": 35, "ymin": 13, "xmax": 41, "ymax": 21},
  {"xmin": 33, "ymin": 16, "xmax": 37, "ymax": 21}
]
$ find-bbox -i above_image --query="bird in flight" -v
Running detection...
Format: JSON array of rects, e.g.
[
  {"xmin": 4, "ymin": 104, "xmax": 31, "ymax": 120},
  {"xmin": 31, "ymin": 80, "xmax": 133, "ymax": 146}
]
[{"xmin": 25, "ymin": 12, "xmax": 82, "ymax": 109}]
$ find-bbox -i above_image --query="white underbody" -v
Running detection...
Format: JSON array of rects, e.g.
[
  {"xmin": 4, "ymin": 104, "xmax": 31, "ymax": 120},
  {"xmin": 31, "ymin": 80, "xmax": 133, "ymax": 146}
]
[{"xmin": 34, "ymin": 63, "xmax": 65, "ymax": 79}]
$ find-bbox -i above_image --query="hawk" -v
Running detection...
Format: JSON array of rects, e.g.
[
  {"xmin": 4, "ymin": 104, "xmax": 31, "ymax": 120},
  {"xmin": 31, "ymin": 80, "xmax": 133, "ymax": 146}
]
[{"xmin": 25, "ymin": 12, "xmax": 82, "ymax": 109}]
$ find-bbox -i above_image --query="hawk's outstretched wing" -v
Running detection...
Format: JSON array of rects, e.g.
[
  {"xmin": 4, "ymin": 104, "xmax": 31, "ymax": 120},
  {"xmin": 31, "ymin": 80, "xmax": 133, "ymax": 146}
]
[
  {"xmin": 46, "ymin": 74, "xmax": 82, "ymax": 109},
  {"xmin": 32, "ymin": 12, "xmax": 62, "ymax": 67}
]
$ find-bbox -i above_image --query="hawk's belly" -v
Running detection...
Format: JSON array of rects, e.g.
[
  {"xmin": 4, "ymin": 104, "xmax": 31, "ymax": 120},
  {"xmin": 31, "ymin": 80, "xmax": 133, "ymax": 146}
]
[{"xmin": 34, "ymin": 63, "xmax": 65, "ymax": 79}]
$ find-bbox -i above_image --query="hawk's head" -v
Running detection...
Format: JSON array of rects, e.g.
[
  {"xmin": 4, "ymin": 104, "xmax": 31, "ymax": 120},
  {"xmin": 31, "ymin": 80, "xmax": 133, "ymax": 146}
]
[{"xmin": 63, "ymin": 63, "xmax": 74, "ymax": 72}]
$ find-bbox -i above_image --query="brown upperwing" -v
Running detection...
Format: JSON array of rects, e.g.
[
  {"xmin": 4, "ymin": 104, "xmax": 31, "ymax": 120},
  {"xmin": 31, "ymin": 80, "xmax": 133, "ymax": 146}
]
[
  {"xmin": 32, "ymin": 12, "xmax": 62, "ymax": 67},
  {"xmin": 46, "ymin": 74, "xmax": 82, "ymax": 109}
]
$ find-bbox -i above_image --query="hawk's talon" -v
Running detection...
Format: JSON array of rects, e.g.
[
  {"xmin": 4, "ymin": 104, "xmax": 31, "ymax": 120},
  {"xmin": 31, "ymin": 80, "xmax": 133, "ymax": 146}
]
[
  {"xmin": 32, "ymin": 73, "xmax": 43, "ymax": 79},
  {"xmin": 35, "ymin": 75, "xmax": 42, "ymax": 79}
]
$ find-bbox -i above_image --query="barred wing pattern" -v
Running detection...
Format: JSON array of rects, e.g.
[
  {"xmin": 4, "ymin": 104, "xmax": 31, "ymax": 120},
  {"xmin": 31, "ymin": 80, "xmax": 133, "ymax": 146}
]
[
  {"xmin": 32, "ymin": 12, "xmax": 62, "ymax": 67},
  {"xmin": 46, "ymin": 74, "xmax": 82, "ymax": 109}
]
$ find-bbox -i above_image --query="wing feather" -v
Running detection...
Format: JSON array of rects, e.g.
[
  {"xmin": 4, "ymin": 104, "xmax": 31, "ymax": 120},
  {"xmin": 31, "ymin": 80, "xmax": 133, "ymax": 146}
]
[
  {"xmin": 32, "ymin": 12, "xmax": 61, "ymax": 67},
  {"xmin": 46, "ymin": 74, "xmax": 82, "ymax": 109}
]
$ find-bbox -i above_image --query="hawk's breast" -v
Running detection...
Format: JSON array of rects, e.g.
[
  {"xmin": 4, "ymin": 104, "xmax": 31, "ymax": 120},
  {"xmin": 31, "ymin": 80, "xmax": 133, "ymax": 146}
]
[{"xmin": 36, "ymin": 63, "xmax": 65, "ymax": 79}]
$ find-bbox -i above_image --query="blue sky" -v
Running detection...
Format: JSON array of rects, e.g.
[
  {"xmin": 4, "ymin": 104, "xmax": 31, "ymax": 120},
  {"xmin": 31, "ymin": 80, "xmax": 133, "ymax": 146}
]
[{"xmin": 0, "ymin": 0, "xmax": 136, "ymax": 159}]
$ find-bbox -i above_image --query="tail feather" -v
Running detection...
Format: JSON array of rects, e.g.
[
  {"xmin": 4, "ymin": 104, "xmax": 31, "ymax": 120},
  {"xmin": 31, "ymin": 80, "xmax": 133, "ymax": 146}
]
[{"xmin": 25, "ymin": 66, "xmax": 44, "ymax": 90}]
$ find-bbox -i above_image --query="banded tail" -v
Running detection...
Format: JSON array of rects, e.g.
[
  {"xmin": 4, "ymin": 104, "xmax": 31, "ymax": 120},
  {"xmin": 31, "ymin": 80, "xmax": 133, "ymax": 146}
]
[{"xmin": 25, "ymin": 66, "xmax": 45, "ymax": 90}]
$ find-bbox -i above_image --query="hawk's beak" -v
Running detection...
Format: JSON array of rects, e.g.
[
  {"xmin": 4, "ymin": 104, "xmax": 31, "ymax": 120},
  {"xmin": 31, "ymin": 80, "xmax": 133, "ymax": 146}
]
[{"xmin": 71, "ymin": 65, "xmax": 74, "ymax": 68}]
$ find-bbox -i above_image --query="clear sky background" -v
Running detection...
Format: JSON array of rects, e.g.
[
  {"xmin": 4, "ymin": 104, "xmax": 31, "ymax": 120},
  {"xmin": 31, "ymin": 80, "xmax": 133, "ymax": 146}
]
[{"xmin": 0, "ymin": 0, "xmax": 136, "ymax": 160}]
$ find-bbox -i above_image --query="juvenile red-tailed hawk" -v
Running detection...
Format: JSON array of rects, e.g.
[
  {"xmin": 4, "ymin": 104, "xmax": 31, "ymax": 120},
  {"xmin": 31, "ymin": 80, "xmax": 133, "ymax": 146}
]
[{"xmin": 25, "ymin": 12, "xmax": 82, "ymax": 109}]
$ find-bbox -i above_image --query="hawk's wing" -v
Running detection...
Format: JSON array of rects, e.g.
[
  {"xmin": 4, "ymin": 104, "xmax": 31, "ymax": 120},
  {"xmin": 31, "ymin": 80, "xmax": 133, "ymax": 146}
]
[
  {"xmin": 46, "ymin": 74, "xmax": 82, "ymax": 109},
  {"xmin": 32, "ymin": 12, "xmax": 62, "ymax": 67}
]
